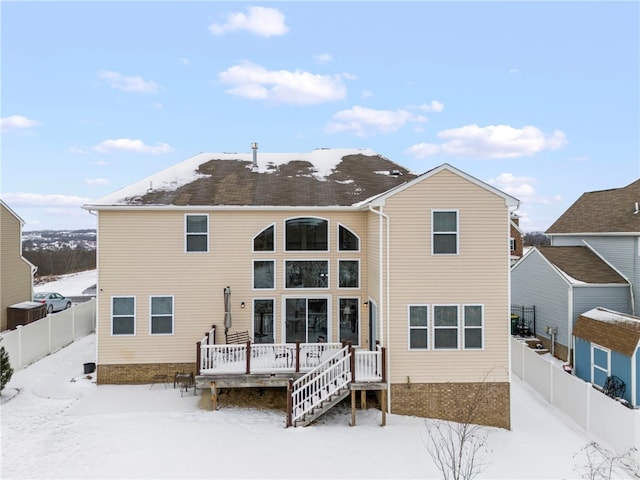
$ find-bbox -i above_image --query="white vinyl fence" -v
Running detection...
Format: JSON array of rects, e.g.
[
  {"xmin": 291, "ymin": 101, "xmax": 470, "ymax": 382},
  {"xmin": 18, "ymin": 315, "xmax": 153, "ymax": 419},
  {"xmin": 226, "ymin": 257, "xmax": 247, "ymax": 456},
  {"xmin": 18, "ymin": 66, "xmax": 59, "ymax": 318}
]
[
  {"xmin": 511, "ymin": 337, "xmax": 640, "ymax": 463},
  {"xmin": 0, "ymin": 298, "xmax": 96, "ymax": 370}
]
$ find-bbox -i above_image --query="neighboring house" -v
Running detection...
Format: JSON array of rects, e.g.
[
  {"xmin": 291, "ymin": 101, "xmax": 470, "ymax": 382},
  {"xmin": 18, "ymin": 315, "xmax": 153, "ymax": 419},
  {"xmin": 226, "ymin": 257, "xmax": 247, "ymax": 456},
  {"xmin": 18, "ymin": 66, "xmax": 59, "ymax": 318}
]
[
  {"xmin": 0, "ymin": 200, "xmax": 36, "ymax": 331},
  {"xmin": 511, "ymin": 179, "xmax": 639, "ymax": 362},
  {"xmin": 573, "ymin": 307, "xmax": 640, "ymax": 408},
  {"xmin": 83, "ymin": 148, "xmax": 518, "ymax": 428},
  {"xmin": 511, "ymin": 246, "xmax": 630, "ymax": 361},
  {"xmin": 510, "ymin": 213, "xmax": 524, "ymax": 265}
]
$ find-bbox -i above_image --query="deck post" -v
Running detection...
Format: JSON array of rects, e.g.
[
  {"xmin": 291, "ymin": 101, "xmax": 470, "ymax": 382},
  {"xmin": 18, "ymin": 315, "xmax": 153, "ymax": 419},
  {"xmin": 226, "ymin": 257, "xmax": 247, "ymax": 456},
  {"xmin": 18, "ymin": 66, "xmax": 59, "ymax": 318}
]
[
  {"xmin": 349, "ymin": 342, "xmax": 355, "ymax": 383},
  {"xmin": 210, "ymin": 381, "xmax": 217, "ymax": 410},
  {"xmin": 286, "ymin": 378, "xmax": 293, "ymax": 428},
  {"xmin": 380, "ymin": 388, "xmax": 387, "ymax": 426},
  {"xmin": 361, "ymin": 390, "xmax": 366, "ymax": 409},
  {"xmin": 196, "ymin": 341, "xmax": 202, "ymax": 375},
  {"xmin": 350, "ymin": 389, "xmax": 356, "ymax": 426},
  {"xmin": 246, "ymin": 340, "xmax": 251, "ymax": 374},
  {"xmin": 295, "ymin": 341, "xmax": 301, "ymax": 373},
  {"xmin": 381, "ymin": 347, "xmax": 387, "ymax": 383}
]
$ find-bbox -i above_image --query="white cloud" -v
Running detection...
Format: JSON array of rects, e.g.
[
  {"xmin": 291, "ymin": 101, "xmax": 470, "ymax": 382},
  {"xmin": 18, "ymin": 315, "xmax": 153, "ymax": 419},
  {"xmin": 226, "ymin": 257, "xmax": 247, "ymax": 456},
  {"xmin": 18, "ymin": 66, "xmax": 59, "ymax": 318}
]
[
  {"xmin": 218, "ymin": 61, "xmax": 348, "ymax": 105},
  {"xmin": 179, "ymin": 57, "xmax": 190, "ymax": 65},
  {"xmin": 509, "ymin": 67, "xmax": 519, "ymax": 74},
  {"xmin": 98, "ymin": 71, "xmax": 160, "ymax": 94},
  {"xmin": 1, "ymin": 192, "xmax": 91, "ymax": 208},
  {"xmin": 406, "ymin": 124, "xmax": 567, "ymax": 159},
  {"xmin": 416, "ymin": 101, "xmax": 444, "ymax": 113},
  {"xmin": 84, "ymin": 178, "xmax": 110, "ymax": 186},
  {"xmin": 487, "ymin": 172, "xmax": 564, "ymax": 210},
  {"xmin": 405, "ymin": 143, "xmax": 442, "ymax": 158},
  {"xmin": 314, "ymin": 53, "xmax": 332, "ymax": 64},
  {"xmin": 1, "ymin": 115, "xmax": 41, "ymax": 131},
  {"xmin": 93, "ymin": 139, "xmax": 173, "ymax": 155},
  {"xmin": 361, "ymin": 90, "xmax": 373, "ymax": 98},
  {"xmin": 326, "ymin": 106, "xmax": 426, "ymax": 137},
  {"xmin": 209, "ymin": 6, "xmax": 288, "ymax": 37},
  {"xmin": 94, "ymin": 160, "xmax": 109, "ymax": 166}
]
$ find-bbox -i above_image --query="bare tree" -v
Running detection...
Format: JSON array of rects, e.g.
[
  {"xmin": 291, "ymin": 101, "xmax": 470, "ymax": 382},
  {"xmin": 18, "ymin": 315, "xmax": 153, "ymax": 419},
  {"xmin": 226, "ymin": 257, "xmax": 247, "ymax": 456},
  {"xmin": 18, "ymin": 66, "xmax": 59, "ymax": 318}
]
[
  {"xmin": 573, "ymin": 442, "xmax": 640, "ymax": 480},
  {"xmin": 422, "ymin": 376, "xmax": 494, "ymax": 480}
]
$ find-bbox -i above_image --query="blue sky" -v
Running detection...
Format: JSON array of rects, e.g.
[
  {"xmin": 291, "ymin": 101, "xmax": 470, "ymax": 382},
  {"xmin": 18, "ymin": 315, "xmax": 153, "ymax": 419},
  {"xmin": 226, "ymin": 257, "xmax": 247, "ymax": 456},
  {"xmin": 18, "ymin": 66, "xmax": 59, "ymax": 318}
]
[{"xmin": 2, "ymin": 1, "xmax": 638, "ymax": 232}]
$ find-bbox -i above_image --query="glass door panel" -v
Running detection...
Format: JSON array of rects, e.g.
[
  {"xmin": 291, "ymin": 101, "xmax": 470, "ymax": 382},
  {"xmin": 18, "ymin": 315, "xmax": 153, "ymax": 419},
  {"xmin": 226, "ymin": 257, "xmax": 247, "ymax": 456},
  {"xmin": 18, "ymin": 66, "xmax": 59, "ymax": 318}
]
[{"xmin": 253, "ymin": 299, "xmax": 274, "ymax": 343}]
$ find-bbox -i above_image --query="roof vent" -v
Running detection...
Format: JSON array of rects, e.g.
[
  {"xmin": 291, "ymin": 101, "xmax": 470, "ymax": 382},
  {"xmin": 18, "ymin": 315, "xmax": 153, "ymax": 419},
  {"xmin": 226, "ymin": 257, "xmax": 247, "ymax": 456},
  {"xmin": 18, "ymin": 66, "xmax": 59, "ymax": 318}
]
[
  {"xmin": 390, "ymin": 169, "xmax": 402, "ymax": 176},
  {"xmin": 251, "ymin": 142, "xmax": 258, "ymax": 165}
]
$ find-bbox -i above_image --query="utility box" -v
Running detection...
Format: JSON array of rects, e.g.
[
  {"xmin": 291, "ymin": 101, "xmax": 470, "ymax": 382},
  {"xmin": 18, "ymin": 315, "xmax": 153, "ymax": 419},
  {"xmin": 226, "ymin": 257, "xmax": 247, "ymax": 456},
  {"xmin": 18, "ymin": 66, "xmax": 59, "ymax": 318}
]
[{"xmin": 7, "ymin": 301, "xmax": 47, "ymax": 330}]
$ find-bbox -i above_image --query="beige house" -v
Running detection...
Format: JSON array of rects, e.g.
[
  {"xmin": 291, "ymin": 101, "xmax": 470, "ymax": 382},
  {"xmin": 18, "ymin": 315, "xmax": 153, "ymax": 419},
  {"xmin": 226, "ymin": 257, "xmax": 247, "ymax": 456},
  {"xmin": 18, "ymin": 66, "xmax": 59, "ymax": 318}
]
[
  {"xmin": 1, "ymin": 200, "xmax": 36, "ymax": 331},
  {"xmin": 83, "ymin": 148, "xmax": 518, "ymax": 428}
]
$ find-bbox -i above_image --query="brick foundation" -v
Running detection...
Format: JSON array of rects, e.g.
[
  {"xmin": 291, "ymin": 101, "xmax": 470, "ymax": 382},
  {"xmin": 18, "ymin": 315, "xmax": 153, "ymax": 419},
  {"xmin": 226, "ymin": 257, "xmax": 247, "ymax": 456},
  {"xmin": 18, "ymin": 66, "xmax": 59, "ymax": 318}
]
[
  {"xmin": 97, "ymin": 363, "xmax": 196, "ymax": 384},
  {"xmin": 390, "ymin": 381, "xmax": 511, "ymax": 429}
]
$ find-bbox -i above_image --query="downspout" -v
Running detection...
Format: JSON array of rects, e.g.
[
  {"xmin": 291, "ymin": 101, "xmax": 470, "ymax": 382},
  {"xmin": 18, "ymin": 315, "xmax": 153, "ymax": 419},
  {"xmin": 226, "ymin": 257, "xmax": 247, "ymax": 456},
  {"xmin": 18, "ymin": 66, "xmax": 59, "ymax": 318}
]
[
  {"xmin": 582, "ymin": 240, "xmax": 635, "ymax": 315},
  {"xmin": 568, "ymin": 284, "xmax": 573, "ymax": 364},
  {"xmin": 369, "ymin": 205, "xmax": 391, "ymax": 413}
]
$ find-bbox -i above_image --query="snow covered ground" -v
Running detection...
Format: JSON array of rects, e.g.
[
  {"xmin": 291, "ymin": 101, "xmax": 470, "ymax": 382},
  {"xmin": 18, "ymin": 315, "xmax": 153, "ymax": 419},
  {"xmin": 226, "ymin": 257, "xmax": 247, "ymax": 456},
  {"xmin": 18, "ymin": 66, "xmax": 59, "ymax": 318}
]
[
  {"xmin": 1, "ymin": 270, "xmax": 634, "ymax": 479},
  {"xmin": 33, "ymin": 270, "xmax": 97, "ymax": 297}
]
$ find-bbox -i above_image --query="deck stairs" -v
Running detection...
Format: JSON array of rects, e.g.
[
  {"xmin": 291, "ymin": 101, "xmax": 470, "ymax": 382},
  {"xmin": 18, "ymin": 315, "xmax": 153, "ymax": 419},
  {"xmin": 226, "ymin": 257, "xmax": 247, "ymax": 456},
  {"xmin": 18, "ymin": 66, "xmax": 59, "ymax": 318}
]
[{"xmin": 289, "ymin": 345, "xmax": 353, "ymax": 427}]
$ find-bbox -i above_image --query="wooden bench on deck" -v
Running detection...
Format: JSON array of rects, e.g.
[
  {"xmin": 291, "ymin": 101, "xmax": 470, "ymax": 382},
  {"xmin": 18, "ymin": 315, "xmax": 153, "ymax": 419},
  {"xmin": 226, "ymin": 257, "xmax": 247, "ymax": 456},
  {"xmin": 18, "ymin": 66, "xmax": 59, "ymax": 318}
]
[{"xmin": 225, "ymin": 330, "xmax": 252, "ymax": 344}]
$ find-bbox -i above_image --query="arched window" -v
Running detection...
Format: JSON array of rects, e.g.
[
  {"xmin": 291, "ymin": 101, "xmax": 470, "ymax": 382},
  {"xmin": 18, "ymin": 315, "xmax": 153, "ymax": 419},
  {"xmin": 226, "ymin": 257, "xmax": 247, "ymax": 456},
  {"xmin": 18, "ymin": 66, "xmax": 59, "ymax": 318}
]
[
  {"xmin": 285, "ymin": 217, "xmax": 328, "ymax": 251},
  {"xmin": 254, "ymin": 224, "xmax": 274, "ymax": 252},
  {"xmin": 338, "ymin": 224, "xmax": 359, "ymax": 251}
]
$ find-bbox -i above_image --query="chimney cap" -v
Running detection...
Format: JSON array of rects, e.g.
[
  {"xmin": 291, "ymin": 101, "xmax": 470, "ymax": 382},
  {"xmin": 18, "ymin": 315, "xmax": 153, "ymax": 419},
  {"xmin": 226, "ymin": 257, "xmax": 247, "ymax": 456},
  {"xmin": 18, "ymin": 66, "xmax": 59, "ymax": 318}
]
[{"xmin": 251, "ymin": 142, "xmax": 258, "ymax": 149}]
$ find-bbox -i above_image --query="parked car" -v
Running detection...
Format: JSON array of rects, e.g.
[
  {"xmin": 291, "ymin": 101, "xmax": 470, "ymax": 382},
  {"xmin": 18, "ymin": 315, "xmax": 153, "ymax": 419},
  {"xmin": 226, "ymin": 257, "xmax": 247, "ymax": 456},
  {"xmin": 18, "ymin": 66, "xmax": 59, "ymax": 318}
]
[{"xmin": 33, "ymin": 292, "xmax": 72, "ymax": 314}]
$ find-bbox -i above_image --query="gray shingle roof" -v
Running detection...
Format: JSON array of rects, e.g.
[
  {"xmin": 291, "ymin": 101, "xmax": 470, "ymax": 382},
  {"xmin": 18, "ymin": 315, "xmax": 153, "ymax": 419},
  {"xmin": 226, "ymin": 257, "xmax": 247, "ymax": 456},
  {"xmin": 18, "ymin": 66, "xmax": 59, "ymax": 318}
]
[
  {"xmin": 91, "ymin": 150, "xmax": 417, "ymax": 207},
  {"xmin": 546, "ymin": 179, "xmax": 640, "ymax": 234},
  {"xmin": 537, "ymin": 246, "xmax": 628, "ymax": 284}
]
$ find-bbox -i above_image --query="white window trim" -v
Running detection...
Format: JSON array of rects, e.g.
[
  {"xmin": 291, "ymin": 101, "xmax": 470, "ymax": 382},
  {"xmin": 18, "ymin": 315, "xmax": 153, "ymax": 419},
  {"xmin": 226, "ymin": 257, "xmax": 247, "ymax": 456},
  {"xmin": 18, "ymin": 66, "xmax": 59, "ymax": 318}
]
[
  {"xmin": 338, "ymin": 259, "xmax": 360, "ymax": 289},
  {"xmin": 149, "ymin": 295, "xmax": 174, "ymax": 335},
  {"xmin": 431, "ymin": 209, "xmax": 459, "ymax": 256},
  {"xmin": 253, "ymin": 223, "xmax": 276, "ymax": 253},
  {"xmin": 591, "ymin": 343, "xmax": 611, "ymax": 385},
  {"xmin": 408, "ymin": 304, "xmax": 429, "ymax": 351},
  {"xmin": 462, "ymin": 304, "xmax": 484, "ymax": 350},
  {"xmin": 184, "ymin": 213, "xmax": 209, "ymax": 253},
  {"xmin": 253, "ymin": 259, "xmax": 276, "ymax": 290},
  {"xmin": 252, "ymin": 297, "xmax": 276, "ymax": 342},
  {"xmin": 283, "ymin": 259, "xmax": 330, "ymax": 290},
  {"xmin": 283, "ymin": 216, "xmax": 330, "ymax": 253},
  {"xmin": 280, "ymin": 295, "xmax": 332, "ymax": 343},
  {"xmin": 338, "ymin": 296, "xmax": 361, "ymax": 346},
  {"xmin": 337, "ymin": 223, "xmax": 361, "ymax": 253},
  {"xmin": 111, "ymin": 295, "xmax": 136, "ymax": 336},
  {"xmin": 433, "ymin": 304, "xmax": 460, "ymax": 350}
]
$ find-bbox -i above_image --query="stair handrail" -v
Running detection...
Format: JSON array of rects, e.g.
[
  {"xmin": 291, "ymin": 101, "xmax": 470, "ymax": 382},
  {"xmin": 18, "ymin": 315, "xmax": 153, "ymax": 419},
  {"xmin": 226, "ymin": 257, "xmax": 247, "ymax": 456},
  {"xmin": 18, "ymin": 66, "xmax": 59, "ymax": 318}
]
[{"xmin": 288, "ymin": 345, "xmax": 352, "ymax": 426}]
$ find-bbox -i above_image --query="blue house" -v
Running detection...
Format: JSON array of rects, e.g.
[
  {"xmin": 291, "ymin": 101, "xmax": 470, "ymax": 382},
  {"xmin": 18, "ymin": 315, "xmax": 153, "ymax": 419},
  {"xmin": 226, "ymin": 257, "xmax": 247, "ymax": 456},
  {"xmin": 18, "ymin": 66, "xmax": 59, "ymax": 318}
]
[{"xmin": 573, "ymin": 307, "xmax": 640, "ymax": 408}]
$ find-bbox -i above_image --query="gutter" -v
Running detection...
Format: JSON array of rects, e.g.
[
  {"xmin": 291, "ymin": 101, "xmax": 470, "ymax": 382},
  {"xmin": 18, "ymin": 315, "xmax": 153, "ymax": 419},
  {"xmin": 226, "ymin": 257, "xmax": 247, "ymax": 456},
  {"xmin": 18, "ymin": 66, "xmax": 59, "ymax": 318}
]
[{"xmin": 368, "ymin": 205, "xmax": 391, "ymax": 414}]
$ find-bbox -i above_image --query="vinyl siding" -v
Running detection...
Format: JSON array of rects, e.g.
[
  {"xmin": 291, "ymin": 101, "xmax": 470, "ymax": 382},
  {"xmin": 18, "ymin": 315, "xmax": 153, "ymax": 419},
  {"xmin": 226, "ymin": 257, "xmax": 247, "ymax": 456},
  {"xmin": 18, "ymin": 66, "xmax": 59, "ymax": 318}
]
[
  {"xmin": 96, "ymin": 209, "xmax": 369, "ymax": 364},
  {"xmin": 512, "ymin": 249, "xmax": 570, "ymax": 343},
  {"xmin": 0, "ymin": 203, "xmax": 33, "ymax": 331},
  {"xmin": 573, "ymin": 286, "xmax": 632, "ymax": 333},
  {"xmin": 382, "ymin": 169, "xmax": 511, "ymax": 384}
]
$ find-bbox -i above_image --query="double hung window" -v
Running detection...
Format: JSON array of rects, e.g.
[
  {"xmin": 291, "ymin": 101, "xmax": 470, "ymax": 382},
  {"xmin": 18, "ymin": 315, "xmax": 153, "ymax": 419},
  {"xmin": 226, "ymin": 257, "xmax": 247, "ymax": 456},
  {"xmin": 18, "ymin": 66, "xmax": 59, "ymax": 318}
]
[
  {"xmin": 432, "ymin": 210, "xmax": 458, "ymax": 255},
  {"xmin": 408, "ymin": 305, "xmax": 429, "ymax": 349},
  {"xmin": 150, "ymin": 296, "xmax": 173, "ymax": 335},
  {"xmin": 185, "ymin": 214, "xmax": 208, "ymax": 252},
  {"xmin": 112, "ymin": 296, "xmax": 135, "ymax": 335}
]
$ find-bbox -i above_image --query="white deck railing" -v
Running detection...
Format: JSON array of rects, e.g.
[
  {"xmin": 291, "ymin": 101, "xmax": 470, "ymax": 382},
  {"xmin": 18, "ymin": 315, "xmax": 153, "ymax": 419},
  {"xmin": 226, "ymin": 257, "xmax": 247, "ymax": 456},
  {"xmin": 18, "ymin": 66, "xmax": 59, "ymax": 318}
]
[
  {"xmin": 290, "ymin": 345, "xmax": 352, "ymax": 424},
  {"xmin": 354, "ymin": 345, "xmax": 383, "ymax": 382},
  {"xmin": 198, "ymin": 342, "xmax": 343, "ymax": 375}
]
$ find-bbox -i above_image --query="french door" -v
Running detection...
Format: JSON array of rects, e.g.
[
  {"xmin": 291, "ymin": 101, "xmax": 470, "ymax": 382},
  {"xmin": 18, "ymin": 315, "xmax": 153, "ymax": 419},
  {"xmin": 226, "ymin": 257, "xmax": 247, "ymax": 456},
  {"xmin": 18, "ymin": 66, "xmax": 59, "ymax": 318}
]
[{"xmin": 284, "ymin": 297, "xmax": 328, "ymax": 343}]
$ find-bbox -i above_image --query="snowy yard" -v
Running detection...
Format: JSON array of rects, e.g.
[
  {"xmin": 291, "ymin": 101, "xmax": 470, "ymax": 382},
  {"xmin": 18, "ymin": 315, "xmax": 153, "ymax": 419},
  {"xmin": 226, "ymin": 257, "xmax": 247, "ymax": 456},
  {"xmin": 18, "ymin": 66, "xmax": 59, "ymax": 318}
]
[{"xmin": 1, "ymin": 271, "xmax": 634, "ymax": 479}]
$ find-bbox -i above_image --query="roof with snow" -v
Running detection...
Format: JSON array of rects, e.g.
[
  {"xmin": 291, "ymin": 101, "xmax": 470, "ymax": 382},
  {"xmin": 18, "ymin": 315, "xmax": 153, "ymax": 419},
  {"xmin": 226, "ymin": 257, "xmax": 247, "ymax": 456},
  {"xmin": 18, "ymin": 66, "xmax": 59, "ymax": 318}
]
[
  {"xmin": 86, "ymin": 149, "xmax": 418, "ymax": 208},
  {"xmin": 546, "ymin": 178, "xmax": 640, "ymax": 234},
  {"xmin": 536, "ymin": 246, "xmax": 628, "ymax": 285},
  {"xmin": 574, "ymin": 307, "xmax": 640, "ymax": 356}
]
